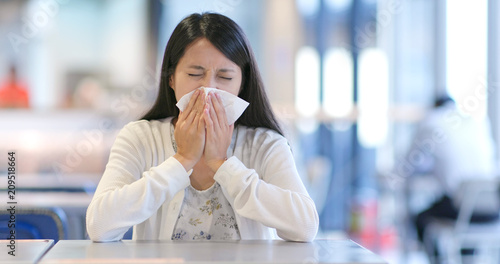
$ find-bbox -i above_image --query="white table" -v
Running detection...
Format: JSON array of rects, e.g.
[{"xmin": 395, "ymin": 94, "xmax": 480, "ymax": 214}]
[
  {"xmin": 0, "ymin": 239, "xmax": 53, "ymax": 263},
  {"xmin": 39, "ymin": 239, "xmax": 387, "ymax": 263}
]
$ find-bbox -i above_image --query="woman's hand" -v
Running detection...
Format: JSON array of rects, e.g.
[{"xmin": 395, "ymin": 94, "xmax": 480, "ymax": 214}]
[
  {"xmin": 203, "ymin": 92, "xmax": 234, "ymax": 173},
  {"xmin": 173, "ymin": 89, "xmax": 206, "ymax": 171}
]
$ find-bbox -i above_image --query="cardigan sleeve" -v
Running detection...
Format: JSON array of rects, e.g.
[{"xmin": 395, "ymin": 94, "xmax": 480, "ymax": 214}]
[
  {"xmin": 214, "ymin": 129, "xmax": 319, "ymax": 242},
  {"xmin": 86, "ymin": 121, "xmax": 190, "ymax": 242}
]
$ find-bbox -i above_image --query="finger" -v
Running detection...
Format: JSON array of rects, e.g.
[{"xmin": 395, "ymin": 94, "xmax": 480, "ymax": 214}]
[
  {"xmin": 182, "ymin": 90, "xmax": 200, "ymax": 123},
  {"xmin": 211, "ymin": 92, "xmax": 227, "ymax": 128},
  {"xmin": 193, "ymin": 90, "xmax": 206, "ymax": 117},
  {"xmin": 187, "ymin": 90, "xmax": 206, "ymax": 124},
  {"xmin": 204, "ymin": 99, "xmax": 214, "ymax": 133},
  {"xmin": 198, "ymin": 106, "xmax": 206, "ymax": 134},
  {"xmin": 183, "ymin": 89, "xmax": 200, "ymax": 116},
  {"xmin": 206, "ymin": 94, "xmax": 220, "ymax": 129}
]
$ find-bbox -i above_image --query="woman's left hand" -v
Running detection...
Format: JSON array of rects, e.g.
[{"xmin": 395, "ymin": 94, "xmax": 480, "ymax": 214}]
[{"xmin": 203, "ymin": 92, "xmax": 234, "ymax": 173}]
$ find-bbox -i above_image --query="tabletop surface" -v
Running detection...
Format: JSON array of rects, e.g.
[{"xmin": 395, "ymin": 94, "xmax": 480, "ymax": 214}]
[
  {"xmin": 39, "ymin": 239, "xmax": 387, "ymax": 264},
  {"xmin": 0, "ymin": 239, "xmax": 53, "ymax": 263}
]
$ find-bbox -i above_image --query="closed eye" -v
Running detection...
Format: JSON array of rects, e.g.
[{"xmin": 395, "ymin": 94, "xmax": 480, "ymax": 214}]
[
  {"xmin": 219, "ymin": 76, "xmax": 233, "ymax": 80},
  {"xmin": 188, "ymin": 74, "xmax": 202, "ymax": 77}
]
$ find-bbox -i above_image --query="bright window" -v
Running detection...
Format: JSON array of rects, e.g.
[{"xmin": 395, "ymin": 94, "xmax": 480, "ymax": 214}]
[
  {"xmin": 357, "ymin": 48, "xmax": 389, "ymax": 147},
  {"xmin": 446, "ymin": 0, "xmax": 488, "ymax": 119},
  {"xmin": 295, "ymin": 46, "xmax": 321, "ymax": 118},
  {"xmin": 323, "ymin": 48, "xmax": 353, "ymax": 118}
]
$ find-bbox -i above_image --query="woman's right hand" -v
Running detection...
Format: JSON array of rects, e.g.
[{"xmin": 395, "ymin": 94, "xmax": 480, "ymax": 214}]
[{"xmin": 173, "ymin": 89, "xmax": 206, "ymax": 171}]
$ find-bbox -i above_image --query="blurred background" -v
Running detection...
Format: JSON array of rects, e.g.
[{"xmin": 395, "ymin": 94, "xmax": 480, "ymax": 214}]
[{"xmin": 1, "ymin": 0, "xmax": 500, "ymax": 263}]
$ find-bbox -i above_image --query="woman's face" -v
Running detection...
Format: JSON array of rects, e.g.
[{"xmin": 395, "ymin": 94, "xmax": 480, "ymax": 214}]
[{"xmin": 170, "ymin": 38, "xmax": 243, "ymax": 101}]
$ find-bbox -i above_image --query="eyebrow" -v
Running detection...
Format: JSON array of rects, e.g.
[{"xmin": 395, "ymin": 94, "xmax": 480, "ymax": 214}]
[
  {"xmin": 188, "ymin": 65, "xmax": 205, "ymax": 70},
  {"xmin": 187, "ymin": 65, "xmax": 236, "ymax": 73}
]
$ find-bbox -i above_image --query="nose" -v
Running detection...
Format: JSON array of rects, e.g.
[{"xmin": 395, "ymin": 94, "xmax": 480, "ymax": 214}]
[{"xmin": 201, "ymin": 73, "xmax": 217, "ymax": 88}]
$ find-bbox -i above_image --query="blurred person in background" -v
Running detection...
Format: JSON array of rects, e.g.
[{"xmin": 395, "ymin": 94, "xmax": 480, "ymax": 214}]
[
  {"xmin": 404, "ymin": 95, "xmax": 499, "ymax": 252},
  {"xmin": 72, "ymin": 77, "xmax": 109, "ymax": 110},
  {"xmin": 0, "ymin": 65, "xmax": 29, "ymax": 108}
]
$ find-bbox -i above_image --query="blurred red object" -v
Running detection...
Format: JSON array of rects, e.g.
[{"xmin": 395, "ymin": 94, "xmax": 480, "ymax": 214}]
[{"xmin": 0, "ymin": 65, "xmax": 29, "ymax": 108}]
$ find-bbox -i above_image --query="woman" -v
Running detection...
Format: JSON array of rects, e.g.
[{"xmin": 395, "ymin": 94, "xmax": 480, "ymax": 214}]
[{"xmin": 86, "ymin": 12, "xmax": 319, "ymax": 242}]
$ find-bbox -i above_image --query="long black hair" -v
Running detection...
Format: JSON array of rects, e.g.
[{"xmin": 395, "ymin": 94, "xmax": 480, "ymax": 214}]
[{"xmin": 141, "ymin": 12, "xmax": 283, "ymax": 136}]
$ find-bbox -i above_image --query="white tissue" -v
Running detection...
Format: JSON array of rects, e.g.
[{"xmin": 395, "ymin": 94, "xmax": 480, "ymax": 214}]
[{"xmin": 176, "ymin": 87, "xmax": 249, "ymax": 125}]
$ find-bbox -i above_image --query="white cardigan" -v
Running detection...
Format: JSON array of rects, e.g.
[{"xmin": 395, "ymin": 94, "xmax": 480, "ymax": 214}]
[{"xmin": 86, "ymin": 117, "xmax": 319, "ymax": 242}]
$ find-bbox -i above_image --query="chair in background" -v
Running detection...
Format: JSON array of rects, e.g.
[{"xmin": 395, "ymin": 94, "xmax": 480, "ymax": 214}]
[
  {"xmin": 423, "ymin": 178, "xmax": 500, "ymax": 264},
  {"xmin": 123, "ymin": 227, "xmax": 133, "ymax": 239},
  {"xmin": 0, "ymin": 207, "xmax": 68, "ymax": 242}
]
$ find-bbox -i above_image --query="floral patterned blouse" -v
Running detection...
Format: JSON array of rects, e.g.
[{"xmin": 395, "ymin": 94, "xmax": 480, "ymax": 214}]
[{"xmin": 171, "ymin": 182, "xmax": 241, "ymax": 241}]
